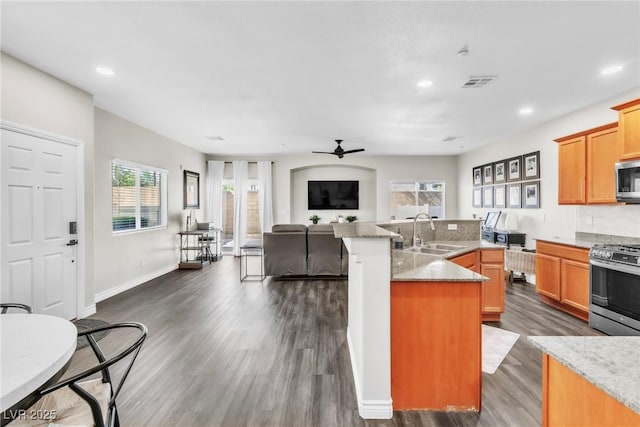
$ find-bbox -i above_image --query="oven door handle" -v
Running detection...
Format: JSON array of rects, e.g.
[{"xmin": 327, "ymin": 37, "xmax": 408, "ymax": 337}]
[{"xmin": 590, "ymin": 258, "xmax": 640, "ymax": 275}]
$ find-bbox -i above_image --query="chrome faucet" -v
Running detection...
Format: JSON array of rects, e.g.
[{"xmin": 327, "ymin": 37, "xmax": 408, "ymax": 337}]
[{"xmin": 413, "ymin": 213, "xmax": 436, "ymax": 247}]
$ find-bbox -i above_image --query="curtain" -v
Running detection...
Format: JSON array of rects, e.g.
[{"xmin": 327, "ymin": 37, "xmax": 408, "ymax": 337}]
[
  {"xmin": 232, "ymin": 161, "xmax": 248, "ymax": 256},
  {"xmin": 206, "ymin": 161, "xmax": 224, "ymax": 229},
  {"xmin": 257, "ymin": 161, "xmax": 274, "ymax": 234}
]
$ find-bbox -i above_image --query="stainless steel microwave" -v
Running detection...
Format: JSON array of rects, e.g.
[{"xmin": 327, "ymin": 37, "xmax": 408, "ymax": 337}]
[{"xmin": 616, "ymin": 160, "xmax": 640, "ymax": 203}]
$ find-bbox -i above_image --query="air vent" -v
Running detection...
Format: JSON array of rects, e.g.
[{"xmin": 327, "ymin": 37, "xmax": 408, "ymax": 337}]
[{"xmin": 462, "ymin": 75, "xmax": 498, "ymax": 88}]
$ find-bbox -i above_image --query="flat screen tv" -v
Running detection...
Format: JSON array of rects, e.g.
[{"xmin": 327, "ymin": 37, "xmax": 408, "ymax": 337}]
[{"xmin": 308, "ymin": 180, "xmax": 359, "ymax": 210}]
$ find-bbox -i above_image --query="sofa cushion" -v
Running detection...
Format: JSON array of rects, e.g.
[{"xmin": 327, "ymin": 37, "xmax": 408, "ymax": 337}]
[
  {"xmin": 307, "ymin": 224, "xmax": 335, "ymax": 233},
  {"xmin": 272, "ymin": 224, "xmax": 307, "ymax": 233}
]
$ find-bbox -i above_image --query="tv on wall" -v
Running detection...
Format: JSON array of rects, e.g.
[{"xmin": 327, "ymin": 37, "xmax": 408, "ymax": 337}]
[{"xmin": 308, "ymin": 180, "xmax": 359, "ymax": 210}]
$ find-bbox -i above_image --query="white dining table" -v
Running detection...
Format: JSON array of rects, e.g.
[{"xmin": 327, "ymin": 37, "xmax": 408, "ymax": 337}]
[{"xmin": 0, "ymin": 313, "xmax": 77, "ymax": 412}]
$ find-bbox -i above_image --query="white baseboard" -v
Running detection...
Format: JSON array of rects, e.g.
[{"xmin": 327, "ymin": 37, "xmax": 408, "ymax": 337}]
[
  {"xmin": 79, "ymin": 304, "xmax": 96, "ymax": 319},
  {"xmin": 94, "ymin": 264, "xmax": 177, "ymax": 303},
  {"xmin": 359, "ymin": 399, "xmax": 393, "ymax": 419},
  {"xmin": 347, "ymin": 328, "xmax": 393, "ymax": 419}
]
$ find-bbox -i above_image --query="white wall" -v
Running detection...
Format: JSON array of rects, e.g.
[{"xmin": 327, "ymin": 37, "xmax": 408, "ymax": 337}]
[
  {"xmin": 0, "ymin": 52, "xmax": 96, "ymax": 311},
  {"xmin": 457, "ymin": 88, "xmax": 640, "ymax": 247},
  {"xmin": 291, "ymin": 165, "xmax": 375, "ymax": 223},
  {"xmin": 209, "ymin": 154, "xmax": 459, "ymax": 226},
  {"xmin": 93, "ymin": 108, "xmax": 206, "ymax": 299}
]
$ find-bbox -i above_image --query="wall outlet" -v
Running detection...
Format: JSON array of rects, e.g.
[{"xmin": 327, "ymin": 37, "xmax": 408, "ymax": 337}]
[
  {"xmin": 447, "ymin": 224, "xmax": 458, "ymax": 230},
  {"xmin": 585, "ymin": 215, "xmax": 593, "ymax": 225}
]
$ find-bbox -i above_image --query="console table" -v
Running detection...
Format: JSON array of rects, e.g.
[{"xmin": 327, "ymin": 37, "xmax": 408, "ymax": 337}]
[{"xmin": 178, "ymin": 230, "xmax": 220, "ymax": 269}]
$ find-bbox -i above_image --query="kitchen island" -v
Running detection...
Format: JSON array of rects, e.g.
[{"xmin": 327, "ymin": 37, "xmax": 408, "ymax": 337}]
[
  {"xmin": 333, "ymin": 222, "xmax": 503, "ymax": 418},
  {"xmin": 529, "ymin": 336, "xmax": 640, "ymax": 426}
]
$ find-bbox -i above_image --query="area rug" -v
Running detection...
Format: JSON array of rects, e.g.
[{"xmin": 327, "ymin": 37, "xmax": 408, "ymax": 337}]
[
  {"xmin": 73, "ymin": 318, "xmax": 111, "ymax": 350},
  {"xmin": 482, "ymin": 324, "xmax": 520, "ymax": 374}
]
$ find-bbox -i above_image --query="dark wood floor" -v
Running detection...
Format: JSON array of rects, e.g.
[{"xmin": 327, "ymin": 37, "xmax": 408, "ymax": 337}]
[{"xmin": 72, "ymin": 256, "xmax": 601, "ymax": 427}]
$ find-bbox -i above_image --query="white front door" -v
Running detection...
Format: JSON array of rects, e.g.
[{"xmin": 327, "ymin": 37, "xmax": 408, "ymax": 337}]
[{"xmin": 1, "ymin": 128, "xmax": 78, "ymax": 319}]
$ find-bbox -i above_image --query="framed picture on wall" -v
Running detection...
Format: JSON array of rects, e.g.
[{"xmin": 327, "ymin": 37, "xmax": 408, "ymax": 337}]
[
  {"xmin": 483, "ymin": 186, "xmax": 494, "ymax": 208},
  {"xmin": 473, "ymin": 167, "xmax": 482, "ymax": 186},
  {"xmin": 472, "ymin": 187, "xmax": 483, "ymax": 208},
  {"xmin": 507, "ymin": 156, "xmax": 522, "ymax": 182},
  {"xmin": 494, "ymin": 184, "xmax": 506, "ymax": 208},
  {"xmin": 523, "ymin": 151, "xmax": 540, "ymax": 180},
  {"xmin": 184, "ymin": 170, "xmax": 200, "ymax": 208},
  {"xmin": 494, "ymin": 160, "xmax": 507, "ymax": 184},
  {"xmin": 524, "ymin": 181, "xmax": 541, "ymax": 208},
  {"xmin": 507, "ymin": 183, "xmax": 522, "ymax": 208},
  {"xmin": 483, "ymin": 164, "xmax": 493, "ymax": 185}
]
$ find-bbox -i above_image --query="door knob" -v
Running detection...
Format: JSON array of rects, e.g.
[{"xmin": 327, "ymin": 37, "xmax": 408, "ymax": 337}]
[{"xmin": 66, "ymin": 239, "xmax": 78, "ymax": 246}]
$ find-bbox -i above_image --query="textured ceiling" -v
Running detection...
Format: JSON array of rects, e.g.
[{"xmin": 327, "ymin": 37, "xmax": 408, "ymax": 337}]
[{"xmin": 1, "ymin": 1, "xmax": 639, "ymax": 156}]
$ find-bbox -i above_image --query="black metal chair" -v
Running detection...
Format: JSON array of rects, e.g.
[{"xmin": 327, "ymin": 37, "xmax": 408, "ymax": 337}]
[
  {"xmin": 0, "ymin": 303, "xmax": 33, "ymax": 314},
  {"xmin": 10, "ymin": 322, "xmax": 147, "ymax": 427}
]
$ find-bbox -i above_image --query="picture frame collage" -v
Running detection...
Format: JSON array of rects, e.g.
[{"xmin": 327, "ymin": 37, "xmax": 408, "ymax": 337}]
[{"xmin": 472, "ymin": 151, "xmax": 541, "ymax": 209}]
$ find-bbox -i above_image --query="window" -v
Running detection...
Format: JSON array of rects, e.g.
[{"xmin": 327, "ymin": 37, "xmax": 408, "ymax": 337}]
[
  {"xmin": 390, "ymin": 180, "xmax": 445, "ymax": 220},
  {"xmin": 112, "ymin": 159, "xmax": 168, "ymax": 233}
]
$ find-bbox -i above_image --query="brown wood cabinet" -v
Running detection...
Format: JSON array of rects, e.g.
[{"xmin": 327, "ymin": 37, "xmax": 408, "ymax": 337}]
[
  {"xmin": 450, "ymin": 249, "xmax": 504, "ymax": 321},
  {"xmin": 555, "ymin": 123, "xmax": 618, "ymax": 205},
  {"xmin": 535, "ymin": 252, "xmax": 561, "ymax": 300},
  {"xmin": 556, "ymin": 135, "xmax": 586, "ymax": 204},
  {"xmin": 542, "ymin": 354, "xmax": 640, "ymax": 427},
  {"xmin": 586, "ymin": 125, "xmax": 618, "ymax": 203},
  {"xmin": 612, "ymin": 98, "xmax": 640, "ymax": 161},
  {"xmin": 479, "ymin": 250, "xmax": 505, "ymax": 321},
  {"xmin": 391, "ymin": 280, "xmax": 481, "ymax": 411},
  {"xmin": 449, "ymin": 250, "xmax": 477, "ymax": 271},
  {"xmin": 535, "ymin": 241, "xmax": 589, "ymax": 321}
]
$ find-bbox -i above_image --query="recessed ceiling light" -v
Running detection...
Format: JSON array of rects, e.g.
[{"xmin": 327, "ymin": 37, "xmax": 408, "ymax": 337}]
[
  {"xmin": 96, "ymin": 66, "xmax": 114, "ymax": 76},
  {"xmin": 601, "ymin": 65, "xmax": 623, "ymax": 75},
  {"xmin": 417, "ymin": 80, "xmax": 433, "ymax": 88},
  {"xmin": 519, "ymin": 107, "xmax": 534, "ymax": 115}
]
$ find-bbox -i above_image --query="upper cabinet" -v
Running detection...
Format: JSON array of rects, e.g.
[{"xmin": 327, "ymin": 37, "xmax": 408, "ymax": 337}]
[
  {"xmin": 586, "ymin": 125, "xmax": 619, "ymax": 204},
  {"xmin": 612, "ymin": 98, "xmax": 640, "ymax": 161},
  {"xmin": 555, "ymin": 123, "xmax": 618, "ymax": 205}
]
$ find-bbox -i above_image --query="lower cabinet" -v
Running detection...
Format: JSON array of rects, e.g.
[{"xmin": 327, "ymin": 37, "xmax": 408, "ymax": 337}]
[
  {"xmin": 542, "ymin": 354, "xmax": 640, "ymax": 427},
  {"xmin": 535, "ymin": 241, "xmax": 590, "ymax": 321},
  {"xmin": 450, "ymin": 249, "xmax": 504, "ymax": 321}
]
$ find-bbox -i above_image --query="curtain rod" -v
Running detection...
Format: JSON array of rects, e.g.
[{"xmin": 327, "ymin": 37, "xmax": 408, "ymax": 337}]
[{"xmin": 219, "ymin": 161, "xmax": 273, "ymax": 164}]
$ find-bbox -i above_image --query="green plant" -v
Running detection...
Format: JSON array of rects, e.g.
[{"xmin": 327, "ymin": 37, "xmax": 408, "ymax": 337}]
[
  {"xmin": 346, "ymin": 215, "xmax": 357, "ymax": 223},
  {"xmin": 309, "ymin": 214, "xmax": 321, "ymax": 224}
]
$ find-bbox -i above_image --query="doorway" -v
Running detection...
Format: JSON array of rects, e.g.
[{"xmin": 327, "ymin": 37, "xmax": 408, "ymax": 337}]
[{"xmin": 1, "ymin": 123, "xmax": 83, "ymax": 319}]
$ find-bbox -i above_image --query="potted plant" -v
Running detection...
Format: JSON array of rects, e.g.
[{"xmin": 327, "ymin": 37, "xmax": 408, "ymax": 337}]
[
  {"xmin": 346, "ymin": 215, "xmax": 357, "ymax": 223},
  {"xmin": 309, "ymin": 214, "xmax": 321, "ymax": 224}
]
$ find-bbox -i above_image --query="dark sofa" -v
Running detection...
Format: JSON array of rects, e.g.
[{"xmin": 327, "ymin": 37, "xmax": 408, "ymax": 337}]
[{"xmin": 263, "ymin": 224, "xmax": 347, "ymax": 277}]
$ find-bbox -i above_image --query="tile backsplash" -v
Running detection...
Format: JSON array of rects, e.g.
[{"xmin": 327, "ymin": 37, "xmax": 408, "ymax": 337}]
[{"xmin": 379, "ymin": 219, "xmax": 483, "ymax": 246}]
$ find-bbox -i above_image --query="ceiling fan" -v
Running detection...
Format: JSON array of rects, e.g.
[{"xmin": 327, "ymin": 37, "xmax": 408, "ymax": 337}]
[{"xmin": 312, "ymin": 139, "xmax": 365, "ymax": 159}]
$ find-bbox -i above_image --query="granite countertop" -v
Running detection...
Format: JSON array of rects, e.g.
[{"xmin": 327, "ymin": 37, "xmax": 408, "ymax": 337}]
[
  {"xmin": 391, "ymin": 240, "xmax": 503, "ymax": 282},
  {"xmin": 392, "ymin": 251, "xmax": 487, "ymax": 282},
  {"xmin": 534, "ymin": 232, "xmax": 640, "ymax": 249},
  {"xmin": 533, "ymin": 236, "xmax": 599, "ymax": 249},
  {"xmin": 332, "ymin": 222, "xmax": 400, "ymax": 239},
  {"xmin": 528, "ymin": 336, "xmax": 640, "ymax": 414}
]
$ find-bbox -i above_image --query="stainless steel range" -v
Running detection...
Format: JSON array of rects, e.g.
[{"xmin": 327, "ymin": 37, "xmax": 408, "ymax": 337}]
[{"xmin": 589, "ymin": 243, "xmax": 640, "ymax": 336}]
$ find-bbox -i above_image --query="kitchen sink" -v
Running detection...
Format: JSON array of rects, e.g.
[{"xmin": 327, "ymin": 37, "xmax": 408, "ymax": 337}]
[
  {"xmin": 404, "ymin": 247, "xmax": 451, "ymax": 255},
  {"xmin": 421, "ymin": 243, "xmax": 467, "ymax": 251}
]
